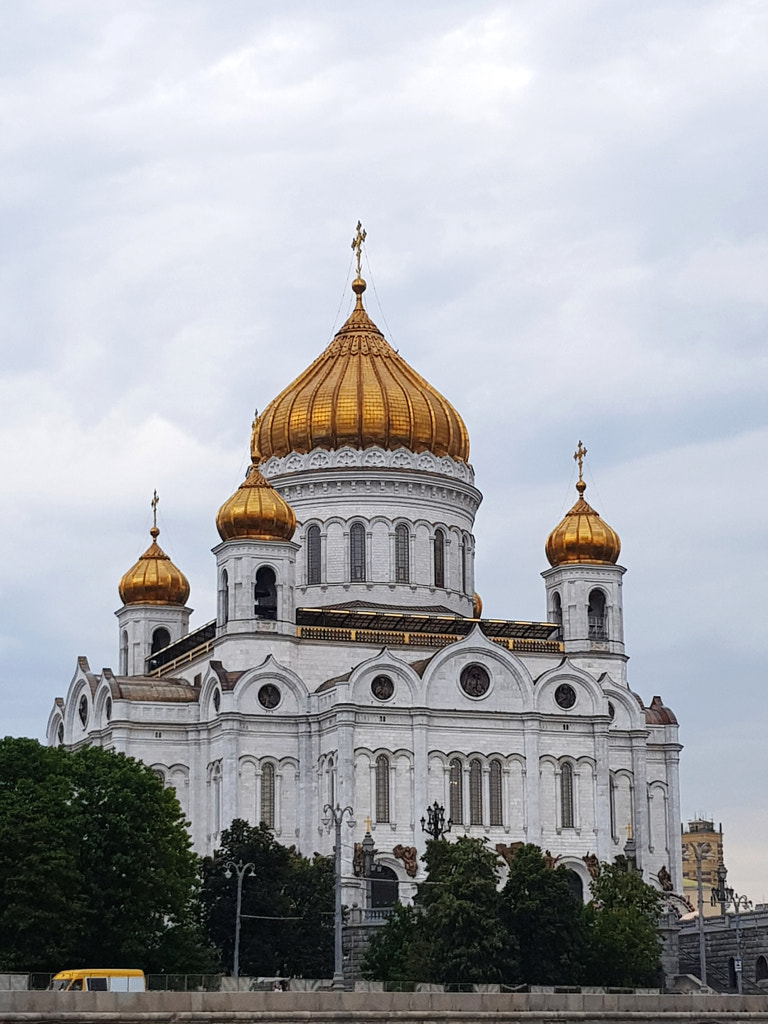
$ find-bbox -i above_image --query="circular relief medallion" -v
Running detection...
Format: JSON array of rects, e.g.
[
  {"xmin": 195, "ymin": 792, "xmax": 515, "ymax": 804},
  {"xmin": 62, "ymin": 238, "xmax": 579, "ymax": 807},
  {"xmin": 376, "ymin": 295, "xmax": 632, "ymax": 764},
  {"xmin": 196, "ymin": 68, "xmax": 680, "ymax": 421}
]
[
  {"xmin": 258, "ymin": 683, "xmax": 281, "ymax": 710},
  {"xmin": 78, "ymin": 694, "xmax": 89, "ymax": 727},
  {"xmin": 460, "ymin": 663, "xmax": 491, "ymax": 698},
  {"xmin": 105, "ymin": 696, "xmax": 112, "ymax": 721},
  {"xmin": 555, "ymin": 683, "xmax": 577, "ymax": 710},
  {"xmin": 371, "ymin": 674, "xmax": 394, "ymax": 701},
  {"xmin": 213, "ymin": 689, "xmax": 221, "ymax": 712}
]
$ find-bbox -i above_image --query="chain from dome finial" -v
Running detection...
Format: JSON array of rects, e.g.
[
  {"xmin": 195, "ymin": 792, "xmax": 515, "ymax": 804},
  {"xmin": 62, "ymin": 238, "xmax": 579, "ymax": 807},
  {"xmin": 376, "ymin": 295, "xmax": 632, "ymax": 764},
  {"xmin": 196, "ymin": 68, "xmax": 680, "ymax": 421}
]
[
  {"xmin": 351, "ymin": 220, "xmax": 367, "ymax": 304},
  {"xmin": 573, "ymin": 440, "xmax": 588, "ymax": 496}
]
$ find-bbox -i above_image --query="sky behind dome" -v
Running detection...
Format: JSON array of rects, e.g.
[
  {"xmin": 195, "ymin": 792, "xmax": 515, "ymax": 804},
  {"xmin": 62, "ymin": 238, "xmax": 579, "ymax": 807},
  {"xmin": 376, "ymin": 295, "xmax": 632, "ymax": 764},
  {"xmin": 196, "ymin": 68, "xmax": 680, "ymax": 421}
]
[{"xmin": 1, "ymin": 0, "xmax": 767, "ymax": 900}]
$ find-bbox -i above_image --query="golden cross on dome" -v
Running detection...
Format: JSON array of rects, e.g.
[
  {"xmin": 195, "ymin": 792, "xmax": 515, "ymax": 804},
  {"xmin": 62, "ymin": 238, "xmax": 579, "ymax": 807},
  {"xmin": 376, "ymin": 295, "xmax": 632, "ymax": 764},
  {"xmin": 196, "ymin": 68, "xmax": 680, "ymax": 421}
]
[
  {"xmin": 626, "ymin": 822, "xmax": 633, "ymax": 840},
  {"xmin": 573, "ymin": 440, "xmax": 587, "ymax": 481},
  {"xmin": 151, "ymin": 490, "xmax": 159, "ymax": 530},
  {"xmin": 351, "ymin": 220, "xmax": 367, "ymax": 277}
]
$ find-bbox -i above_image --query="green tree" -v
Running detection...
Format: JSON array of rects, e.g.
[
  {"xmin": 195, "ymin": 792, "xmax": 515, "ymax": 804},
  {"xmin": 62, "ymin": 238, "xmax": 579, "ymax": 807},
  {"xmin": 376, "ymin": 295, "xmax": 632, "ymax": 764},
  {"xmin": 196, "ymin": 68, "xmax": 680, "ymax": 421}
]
[
  {"xmin": 584, "ymin": 862, "xmax": 663, "ymax": 987},
  {"xmin": 362, "ymin": 902, "xmax": 424, "ymax": 984},
  {"xmin": 200, "ymin": 820, "xmax": 333, "ymax": 977},
  {"xmin": 499, "ymin": 845, "xmax": 589, "ymax": 985},
  {"xmin": 0, "ymin": 737, "xmax": 214, "ymax": 973}
]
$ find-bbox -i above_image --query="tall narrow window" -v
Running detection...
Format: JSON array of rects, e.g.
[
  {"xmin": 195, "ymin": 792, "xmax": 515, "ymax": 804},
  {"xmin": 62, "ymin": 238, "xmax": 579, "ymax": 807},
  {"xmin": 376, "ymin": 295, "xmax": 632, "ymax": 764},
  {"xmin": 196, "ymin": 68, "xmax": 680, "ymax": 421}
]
[
  {"xmin": 552, "ymin": 592, "xmax": 562, "ymax": 639},
  {"xmin": 306, "ymin": 525, "xmax": 321, "ymax": 585},
  {"xmin": 376, "ymin": 754, "xmax": 390, "ymax": 823},
  {"xmin": 350, "ymin": 523, "xmax": 366, "ymax": 582},
  {"xmin": 395, "ymin": 524, "xmax": 409, "ymax": 583},
  {"xmin": 151, "ymin": 627, "xmax": 171, "ymax": 654},
  {"xmin": 469, "ymin": 759, "xmax": 483, "ymax": 825},
  {"xmin": 588, "ymin": 589, "xmax": 607, "ymax": 641},
  {"xmin": 449, "ymin": 758, "xmax": 463, "ymax": 824},
  {"xmin": 219, "ymin": 569, "xmax": 229, "ymax": 625},
  {"xmin": 211, "ymin": 762, "xmax": 222, "ymax": 836},
  {"xmin": 561, "ymin": 762, "xmax": 575, "ymax": 829},
  {"xmin": 434, "ymin": 528, "xmax": 446, "ymax": 588},
  {"xmin": 327, "ymin": 755, "xmax": 336, "ymax": 807},
  {"xmin": 254, "ymin": 566, "xmax": 277, "ymax": 619},
  {"xmin": 120, "ymin": 630, "xmax": 129, "ymax": 675},
  {"xmin": 261, "ymin": 763, "xmax": 275, "ymax": 829},
  {"xmin": 461, "ymin": 536, "xmax": 469, "ymax": 595},
  {"xmin": 489, "ymin": 759, "xmax": 503, "ymax": 826}
]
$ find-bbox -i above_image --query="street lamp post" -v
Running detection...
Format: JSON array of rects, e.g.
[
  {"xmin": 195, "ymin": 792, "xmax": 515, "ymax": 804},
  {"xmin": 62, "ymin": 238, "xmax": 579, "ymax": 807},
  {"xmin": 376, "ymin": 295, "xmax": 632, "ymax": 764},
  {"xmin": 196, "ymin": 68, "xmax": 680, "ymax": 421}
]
[
  {"xmin": 682, "ymin": 841, "xmax": 711, "ymax": 989},
  {"xmin": 711, "ymin": 863, "xmax": 753, "ymax": 994},
  {"xmin": 223, "ymin": 859, "xmax": 256, "ymax": 984},
  {"xmin": 420, "ymin": 801, "xmax": 452, "ymax": 840},
  {"xmin": 322, "ymin": 802, "xmax": 355, "ymax": 990}
]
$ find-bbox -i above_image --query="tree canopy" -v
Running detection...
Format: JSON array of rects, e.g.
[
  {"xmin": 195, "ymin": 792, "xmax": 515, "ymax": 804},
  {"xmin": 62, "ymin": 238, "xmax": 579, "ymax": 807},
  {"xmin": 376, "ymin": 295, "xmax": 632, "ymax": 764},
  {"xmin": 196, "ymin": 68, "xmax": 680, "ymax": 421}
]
[
  {"xmin": 363, "ymin": 840, "xmax": 662, "ymax": 988},
  {"xmin": 0, "ymin": 737, "xmax": 214, "ymax": 973},
  {"xmin": 200, "ymin": 819, "xmax": 333, "ymax": 978}
]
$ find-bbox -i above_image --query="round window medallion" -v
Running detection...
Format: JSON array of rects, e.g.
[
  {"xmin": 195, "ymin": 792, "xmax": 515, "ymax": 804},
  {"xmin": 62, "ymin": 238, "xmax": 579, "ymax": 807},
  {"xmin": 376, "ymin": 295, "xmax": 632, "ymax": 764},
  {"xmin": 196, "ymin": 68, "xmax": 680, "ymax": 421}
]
[
  {"xmin": 213, "ymin": 689, "xmax": 221, "ymax": 712},
  {"xmin": 258, "ymin": 683, "xmax": 281, "ymax": 710},
  {"xmin": 105, "ymin": 696, "xmax": 112, "ymax": 721},
  {"xmin": 371, "ymin": 674, "xmax": 394, "ymax": 701},
  {"xmin": 78, "ymin": 695, "xmax": 89, "ymax": 727},
  {"xmin": 555, "ymin": 683, "xmax": 577, "ymax": 710},
  {"xmin": 460, "ymin": 663, "xmax": 490, "ymax": 698}
]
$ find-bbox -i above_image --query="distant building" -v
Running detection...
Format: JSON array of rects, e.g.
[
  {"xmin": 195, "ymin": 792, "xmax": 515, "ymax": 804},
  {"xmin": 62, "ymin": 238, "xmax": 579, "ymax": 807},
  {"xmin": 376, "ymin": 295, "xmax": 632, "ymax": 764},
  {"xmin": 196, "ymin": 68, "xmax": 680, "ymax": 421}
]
[{"xmin": 682, "ymin": 819, "xmax": 724, "ymax": 917}]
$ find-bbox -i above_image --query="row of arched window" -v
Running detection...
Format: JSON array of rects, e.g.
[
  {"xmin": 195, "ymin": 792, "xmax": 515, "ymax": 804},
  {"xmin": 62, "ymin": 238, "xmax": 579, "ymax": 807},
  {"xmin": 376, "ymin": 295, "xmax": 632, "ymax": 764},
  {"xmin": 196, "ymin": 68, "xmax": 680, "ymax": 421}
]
[
  {"xmin": 305, "ymin": 523, "xmax": 473, "ymax": 590},
  {"xmin": 218, "ymin": 566, "xmax": 279, "ymax": 624},
  {"xmin": 551, "ymin": 588, "xmax": 608, "ymax": 641},
  {"xmin": 448, "ymin": 757, "xmax": 504, "ymax": 826}
]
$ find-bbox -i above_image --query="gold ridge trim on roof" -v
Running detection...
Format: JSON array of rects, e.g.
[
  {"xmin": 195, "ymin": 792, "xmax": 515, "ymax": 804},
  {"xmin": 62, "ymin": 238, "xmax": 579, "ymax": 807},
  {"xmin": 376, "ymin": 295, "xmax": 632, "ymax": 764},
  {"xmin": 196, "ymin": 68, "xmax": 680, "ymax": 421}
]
[
  {"xmin": 251, "ymin": 274, "xmax": 469, "ymax": 463},
  {"xmin": 545, "ymin": 442, "xmax": 621, "ymax": 567}
]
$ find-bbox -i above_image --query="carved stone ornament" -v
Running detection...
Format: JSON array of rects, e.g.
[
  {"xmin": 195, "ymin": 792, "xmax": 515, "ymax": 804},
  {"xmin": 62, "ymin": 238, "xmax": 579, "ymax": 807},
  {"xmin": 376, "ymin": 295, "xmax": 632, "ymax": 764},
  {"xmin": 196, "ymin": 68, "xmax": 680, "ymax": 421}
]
[
  {"xmin": 544, "ymin": 849, "xmax": 561, "ymax": 870},
  {"xmin": 393, "ymin": 844, "xmax": 418, "ymax": 877},
  {"xmin": 371, "ymin": 674, "xmax": 395, "ymax": 701},
  {"xmin": 353, "ymin": 842, "xmax": 364, "ymax": 878},
  {"xmin": 555, "ymin": 683, "xmax": 576, "ymax": 709},
  {"xmin": 657, "ymin": 864, "xmax": 674, "ymax": 892},
  {"xmin": 583, "ymin": 852, "xmax": 600, "ymax": 879},
  {"xmin": 496, "ymin": 842, "xmax": 524, "ymax": 866},
  {"xmin": 258, "ymin": 683, "xmax": 281, "ymax": 710},
  {"xmin": 460, "ymin": 663, "xmax": 490, "ymax": 698}
]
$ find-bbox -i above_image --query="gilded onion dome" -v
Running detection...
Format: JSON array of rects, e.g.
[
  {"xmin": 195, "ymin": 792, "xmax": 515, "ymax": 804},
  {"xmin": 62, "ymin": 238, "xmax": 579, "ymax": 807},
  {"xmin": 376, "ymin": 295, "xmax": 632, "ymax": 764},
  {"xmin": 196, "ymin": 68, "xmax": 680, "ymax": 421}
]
[
  {"xmin": 118, "ymin": 525, "xmax": 190, "ymax": 606},
  {"xmin": 216, "ymin": 464, "xmax": 297, "ymax": 542},
  {"xmin": 545, "ymin": 443, "xmax": 621, "ymax": 567},
  {"xmin": 251, "ymin": 276, "xmax": 470, "ymax": 463}
]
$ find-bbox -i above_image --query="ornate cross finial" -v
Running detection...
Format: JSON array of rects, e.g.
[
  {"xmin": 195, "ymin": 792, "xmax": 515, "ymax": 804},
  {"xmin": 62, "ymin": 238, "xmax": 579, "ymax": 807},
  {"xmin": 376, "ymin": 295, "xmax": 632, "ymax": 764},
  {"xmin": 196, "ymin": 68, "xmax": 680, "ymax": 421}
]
[
  {"xmin": 626, "ymin": 822, "xmax": 633, "ymax": 840},
  {"xmin": 351, "ymin": 220, "xmax": 367, "ymax": 277},
  {"xmin": 151, "ymin": 489, "xmax": 159, "ymax": 529},
  {"xmin": 364, "ymin": 815, "xmax": 372, "ymax": 833},
  {"xmin": 573, "ymin": 440, "xmax": 587, "ymax": 481}
]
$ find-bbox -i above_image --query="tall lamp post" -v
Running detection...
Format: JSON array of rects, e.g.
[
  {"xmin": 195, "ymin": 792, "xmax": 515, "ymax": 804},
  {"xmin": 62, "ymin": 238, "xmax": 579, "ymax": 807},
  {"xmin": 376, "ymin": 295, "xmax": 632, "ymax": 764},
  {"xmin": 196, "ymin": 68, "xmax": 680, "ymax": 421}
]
[
  {"xmin": 711, "ymin": 863, "xmax": 753, "ymax": 994},
  {"xmin": 421, "ymin": 801, "xmax": 452, "ymax": 840},
  {"xmin": 323, "ymin": 803, "xmax": 355, "ymax": 990},
  {"xmin": 682, "ymin": 841, "xmax": 711, "ymax": 989},
  {"xmin": 223, "ymin": 859, "xmax": 256, "ymax": 983}
]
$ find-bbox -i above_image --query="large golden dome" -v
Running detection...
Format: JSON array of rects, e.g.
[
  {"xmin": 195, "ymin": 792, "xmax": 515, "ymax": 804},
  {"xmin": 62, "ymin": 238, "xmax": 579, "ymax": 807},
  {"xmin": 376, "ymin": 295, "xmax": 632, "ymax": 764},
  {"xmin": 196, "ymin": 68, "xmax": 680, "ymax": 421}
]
[
  {"xmin": 251, "ymin": 277, "xmax": 470, "ymax": 463},
  {"xmin": 119, "ymin": 526, "xmax": 190, "ymax": 606},
  {"xmin": 545, "ymin": 478, "xmax": 621, "ymax": 567},
  {"xmin": 216, "ymin": 464, "xmax": 297, "ymax": 542}
]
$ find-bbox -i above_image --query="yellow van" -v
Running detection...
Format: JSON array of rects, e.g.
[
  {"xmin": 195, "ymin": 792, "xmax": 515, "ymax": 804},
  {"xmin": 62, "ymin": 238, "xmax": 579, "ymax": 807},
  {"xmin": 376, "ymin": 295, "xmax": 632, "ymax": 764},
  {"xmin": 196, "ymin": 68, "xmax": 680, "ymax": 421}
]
[{"xmin": 50, "ymin": 969, "xmax": 146, "ymax": 992}]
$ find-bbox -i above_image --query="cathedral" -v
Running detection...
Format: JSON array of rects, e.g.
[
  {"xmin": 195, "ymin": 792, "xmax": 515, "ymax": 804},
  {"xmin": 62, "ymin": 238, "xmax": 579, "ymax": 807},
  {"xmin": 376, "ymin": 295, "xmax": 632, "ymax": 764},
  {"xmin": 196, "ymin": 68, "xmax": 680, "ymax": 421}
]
[{"xmin": 47, "ymin": 231, "xmax": 683, "ymax": 906}]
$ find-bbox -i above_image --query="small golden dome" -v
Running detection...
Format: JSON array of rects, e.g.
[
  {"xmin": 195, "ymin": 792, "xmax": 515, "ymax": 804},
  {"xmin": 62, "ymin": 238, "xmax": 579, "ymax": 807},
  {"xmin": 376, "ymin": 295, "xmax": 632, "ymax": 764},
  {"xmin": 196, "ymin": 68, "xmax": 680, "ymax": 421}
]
[
  {"xmin": 545, "ymin": 477, "xmax": 621, "ymax": 567},
  {"xmin": 252, "ymin": 276, "xmax": 469, "ymax": 463},
  {"xmin": 216, "ymin": 464, "xmax": 297, "ymax": 542},
  {"xmin": 119, "ymin": 526, "xmax": 190, "ymax": 606},
  {"xmin": 472, "ymin": 592, "xmax": 483, "ymax": 618}
]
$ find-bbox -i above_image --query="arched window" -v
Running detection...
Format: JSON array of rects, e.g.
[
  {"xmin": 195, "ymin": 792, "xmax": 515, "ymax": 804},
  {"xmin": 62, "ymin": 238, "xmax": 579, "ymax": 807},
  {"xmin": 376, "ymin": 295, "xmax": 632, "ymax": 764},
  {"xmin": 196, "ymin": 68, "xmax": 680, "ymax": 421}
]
[
  {"xmin": 469, "ymin": 759, "xmax": 483, "ymax": 825},
  {"xmin": 434, "ymin": 528, "xmax": 446, "ymax": 588},
  {"xmin": 120, "ymin": 630, "xmax": 129, "ymax": 674},
  {"xmin": 756, "ymin": 954, "xmax": 768, "ymax": 982},
  {"xmin": 395, "ymin": 524, "xmax": 409, "ymax": 583},
  {"xmin": 219, "ymin": 569, "xmax": 229, "ymax": 625},
  {"xmin": 588, "ymin": 589, "xmax": 607, "ymax": 641},
  {"xmin": 449, "ymin": 758, "xmax": 463, "ymax": 824},
  {"xmin": 561, "ymin": 762, "xmax": 575, "ymax": 829},
  {"xmin": 552, "ymin": 592, "xmax": 563, "ymax": 639},
  {"xmin": 327, "ymin": 755, "xmax": 336, "ymax": 808},
  {"xmin": 210, "ymin": 762, "xmax": 222, "ymax": 836},
  {"xmin": 254, "ymin": 566, "xmax": 277, "ymax": 620},
  {"xmin": 261, "ymin": 763, "xmax": 275, "ymax": 829},
  {"xmin": 151, "ymin": 627, "xmax": 171, "ymax": 654},
  {"xmin": 566, "ymin": 870, "xmax": 584, "ymax": 902},
  {"xmin": 376, "ymin": 754, "xmax": 390, "ymax": 823},
  {"xmin": 350, "ymin": 523, "xmax": 366, "ymax": 582},
  {"xmin": 489, "ymin": 759, "xmax": 503, "ymax": 826},
  {"xmin": 306, "ymin": 525, "xmax": 321, "ymax": 585},
  {"xmin": 461, "ymin": 536, "xmax": 469, "ymax": 594}
]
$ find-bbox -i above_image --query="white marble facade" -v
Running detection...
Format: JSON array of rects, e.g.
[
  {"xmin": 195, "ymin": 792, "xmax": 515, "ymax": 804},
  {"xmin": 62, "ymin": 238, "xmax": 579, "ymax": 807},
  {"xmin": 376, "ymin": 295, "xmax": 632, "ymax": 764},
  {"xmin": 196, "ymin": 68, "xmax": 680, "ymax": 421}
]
[{"xmin": 47, "ymin": 287, "xmax": 683, "ymax": 907}]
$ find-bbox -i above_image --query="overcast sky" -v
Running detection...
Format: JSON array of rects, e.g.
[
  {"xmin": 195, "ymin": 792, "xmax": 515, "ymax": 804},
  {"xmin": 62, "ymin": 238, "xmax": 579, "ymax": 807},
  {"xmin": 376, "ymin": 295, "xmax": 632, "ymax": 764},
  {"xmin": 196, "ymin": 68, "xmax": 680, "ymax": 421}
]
[{"xmin": 1, "ymin": 0, "xmax": 766, "ymax": 900}]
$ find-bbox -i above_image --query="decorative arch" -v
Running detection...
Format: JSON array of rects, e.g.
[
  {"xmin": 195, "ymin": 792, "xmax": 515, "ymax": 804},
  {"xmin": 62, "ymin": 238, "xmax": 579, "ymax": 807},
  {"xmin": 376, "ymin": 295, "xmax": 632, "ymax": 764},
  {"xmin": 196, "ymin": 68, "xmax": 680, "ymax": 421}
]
[
  {"xmin": 433, "ymin": 527, "xmax": 446, "ymax": 588},
  {"xmin": 254, "ymin": 565, "xmax": 277, "ymax": 620},
  {"xmin": 306, "ymin": 524, "xmax": 321, "ymax": 585}
]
